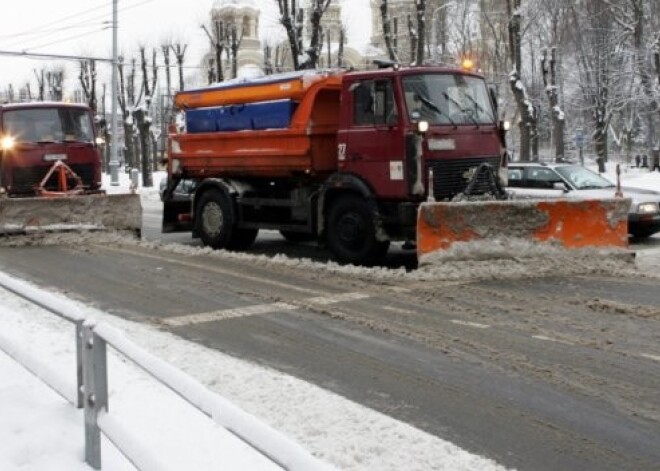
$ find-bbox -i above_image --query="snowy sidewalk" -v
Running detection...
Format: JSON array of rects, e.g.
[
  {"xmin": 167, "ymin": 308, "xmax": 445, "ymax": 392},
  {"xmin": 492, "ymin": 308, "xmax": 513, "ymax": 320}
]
[{"xmin": 0, "ymin": 276, "xmax": 508, "ymax": 471}]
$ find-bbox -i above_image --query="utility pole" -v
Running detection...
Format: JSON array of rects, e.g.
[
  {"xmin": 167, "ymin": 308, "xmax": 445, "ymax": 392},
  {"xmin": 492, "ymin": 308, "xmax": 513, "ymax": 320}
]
[{"xmin": 109, "ymin": 0, "xmax": 120, "ymax": 186}]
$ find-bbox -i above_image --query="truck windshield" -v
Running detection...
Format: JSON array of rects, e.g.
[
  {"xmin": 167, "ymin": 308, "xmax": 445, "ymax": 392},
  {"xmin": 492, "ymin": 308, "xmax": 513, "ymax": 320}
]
[
  {"xmin": 402, "ymin": 74, "xmax": 495, "ymax": 126},
  {"xmin": 2, "ymin": 107, "xmax": 94, "ymax": 143}
]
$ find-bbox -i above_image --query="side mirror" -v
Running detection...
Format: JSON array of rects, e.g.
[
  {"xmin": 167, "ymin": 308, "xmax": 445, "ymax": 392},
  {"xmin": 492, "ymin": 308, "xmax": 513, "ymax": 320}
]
[{"xmin": 553, "ymin": 182, "xmax": 569, "ymax": 192}]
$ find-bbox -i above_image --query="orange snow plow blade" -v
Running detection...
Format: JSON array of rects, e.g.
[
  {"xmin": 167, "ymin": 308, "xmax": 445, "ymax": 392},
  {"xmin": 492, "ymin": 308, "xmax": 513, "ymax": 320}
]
[{"xmin": 417, "ymin": 198, "xmax": 631, "ymax": 263}]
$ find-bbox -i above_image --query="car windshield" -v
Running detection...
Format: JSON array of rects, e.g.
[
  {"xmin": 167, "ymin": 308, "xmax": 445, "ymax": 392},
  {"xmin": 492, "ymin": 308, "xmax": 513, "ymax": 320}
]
[
  {"xmin": 2, "ymin": 107, "xmax": 94, "ymax": 143},
  {"xmin": 402, "ymin": 73, "xmax": 495, "ymax": 125},
  {"xmin": 555, "ymin": 165, "xmax": 615, "ymax": 190}
]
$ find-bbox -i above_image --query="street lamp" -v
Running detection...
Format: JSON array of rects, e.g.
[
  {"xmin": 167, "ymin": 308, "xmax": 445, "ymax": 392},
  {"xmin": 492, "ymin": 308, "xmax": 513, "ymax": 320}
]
[
  {"xmin": 109, "ymin": 0, "xmax": 120, "ymax": 186},
  {"xmin": 431, "ymin": 1, "xmax": 456, "ymax": 63}
]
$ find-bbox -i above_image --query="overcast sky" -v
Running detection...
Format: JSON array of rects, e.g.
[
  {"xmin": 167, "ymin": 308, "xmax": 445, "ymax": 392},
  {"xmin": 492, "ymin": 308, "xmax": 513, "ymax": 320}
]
[{"xmin": 0, "ymin": 0, "xmax": 371, "ymax": 93}]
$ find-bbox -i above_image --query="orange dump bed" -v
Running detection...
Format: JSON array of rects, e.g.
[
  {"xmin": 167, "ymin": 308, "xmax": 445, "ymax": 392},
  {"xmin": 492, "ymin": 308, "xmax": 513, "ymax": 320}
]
[
  {"xmin": 170, "ymin": 73, "xmax": 344, "ymax": 180},
  {"xmin": 174, "ymin": 71, "xmax": 337, "ymax": 109}
]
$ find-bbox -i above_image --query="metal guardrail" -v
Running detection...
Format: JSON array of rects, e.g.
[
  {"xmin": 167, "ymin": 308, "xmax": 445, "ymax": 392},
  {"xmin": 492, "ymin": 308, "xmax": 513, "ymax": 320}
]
[{"xmin": 0, "ymin": 271, "xmax": 331, "ymax": 471}]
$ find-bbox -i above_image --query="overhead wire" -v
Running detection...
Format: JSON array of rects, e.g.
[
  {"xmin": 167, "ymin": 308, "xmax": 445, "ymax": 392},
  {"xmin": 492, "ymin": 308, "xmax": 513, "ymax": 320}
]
[{"xmin": 2, "ymin": 0, "xmax": 154, "ymax": 51}]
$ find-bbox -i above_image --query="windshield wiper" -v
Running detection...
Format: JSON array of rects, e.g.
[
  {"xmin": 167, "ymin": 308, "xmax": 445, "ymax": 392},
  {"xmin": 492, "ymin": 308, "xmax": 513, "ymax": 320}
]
[
  {"xmin": 462, "ymin": 91, "xmax": 492, "ymax": 122},
  {"xmin": 415, "ymin": 93, "xmax": 457, "ymax": 128},
  {"xmin": 442, "ymin": 92, "xmax": 479, "ymax": 128}
]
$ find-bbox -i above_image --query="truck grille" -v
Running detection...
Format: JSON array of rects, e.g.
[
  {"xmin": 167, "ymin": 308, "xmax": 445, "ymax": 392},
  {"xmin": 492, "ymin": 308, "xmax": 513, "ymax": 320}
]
[
  {"xmin": 11, "ymin": 164, "xmax": 96, "ymax": 194},
  {"xmin": 426, "ymin": 156, "xmax": 501, "ymax": 200}
]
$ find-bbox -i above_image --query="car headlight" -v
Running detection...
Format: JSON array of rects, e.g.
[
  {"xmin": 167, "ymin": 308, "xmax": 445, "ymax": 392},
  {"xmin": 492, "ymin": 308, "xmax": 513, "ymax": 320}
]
[{"xmin": 637, "ymin": 202, "xmax": 659, "ymax": 214}]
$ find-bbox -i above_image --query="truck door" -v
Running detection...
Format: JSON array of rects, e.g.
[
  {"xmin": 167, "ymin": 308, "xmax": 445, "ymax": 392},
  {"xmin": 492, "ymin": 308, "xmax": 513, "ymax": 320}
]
[{"xmin": 342, "ymin": 78, "xmax": 407, "ymax": 199}]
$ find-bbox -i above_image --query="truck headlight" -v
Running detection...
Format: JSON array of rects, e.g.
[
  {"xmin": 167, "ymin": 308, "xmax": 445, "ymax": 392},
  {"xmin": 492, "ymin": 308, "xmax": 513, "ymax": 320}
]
[
  {"xmin": 637, "ymin": 202, "xmax": 659, "ymax": 214},
  {"xmin": 1, "ymin": 136, "xmax": 15, "ymax": 151},
  {"xmin": 417, "ymin": 121, "xmax": 429, "ymax": 133}
]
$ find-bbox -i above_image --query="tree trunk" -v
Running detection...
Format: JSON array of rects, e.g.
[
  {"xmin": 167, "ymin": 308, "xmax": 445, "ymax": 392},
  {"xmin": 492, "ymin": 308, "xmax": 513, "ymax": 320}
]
[
  {"xmin": 380, "ymin": 0, "xmax": 400, "ymax": 63},
  {"xmin": 542, "ymin": 48, "xmax": 565, "ymax": 162}
]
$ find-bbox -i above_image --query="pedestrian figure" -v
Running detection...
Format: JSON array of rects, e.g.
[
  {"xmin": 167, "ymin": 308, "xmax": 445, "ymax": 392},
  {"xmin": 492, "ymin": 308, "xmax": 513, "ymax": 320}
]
[
  {"xmin": 642, "ymin": 154, "xmax": 648, "ymax": 168},
  {"xmin": 635, "ymin": 154, "xmax": 641, "ymax": 168}
]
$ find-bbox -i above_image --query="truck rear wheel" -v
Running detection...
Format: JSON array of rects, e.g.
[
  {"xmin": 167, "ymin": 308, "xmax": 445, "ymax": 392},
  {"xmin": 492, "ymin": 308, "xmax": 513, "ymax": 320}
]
[
  {"xmin": 197, "ymin": 189, "xmax": 234, "ymax": 249},
  {"xmin": 197, "ymin": 189, "xmax": 259, "ymax": 251},
  {"xmin": 327, "ymin": 195, "xmax": 389, "ymax": 265}
]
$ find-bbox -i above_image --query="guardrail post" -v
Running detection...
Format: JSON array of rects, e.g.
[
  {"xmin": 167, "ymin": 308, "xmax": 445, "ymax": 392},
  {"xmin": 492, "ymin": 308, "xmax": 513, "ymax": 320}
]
[
  {"xmin": 83, "ymin": 322, "xmax": 108, "ymax": 470},
  {"xmin": 75, "ymin": 320, "xmax": 84, "ymax": 408}
]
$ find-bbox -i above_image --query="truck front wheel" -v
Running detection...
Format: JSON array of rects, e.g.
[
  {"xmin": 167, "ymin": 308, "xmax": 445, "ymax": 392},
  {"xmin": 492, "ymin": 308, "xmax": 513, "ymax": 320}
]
[{"xmin": 327, "ymin": 195, "xmax": 389, "ymax": 265}]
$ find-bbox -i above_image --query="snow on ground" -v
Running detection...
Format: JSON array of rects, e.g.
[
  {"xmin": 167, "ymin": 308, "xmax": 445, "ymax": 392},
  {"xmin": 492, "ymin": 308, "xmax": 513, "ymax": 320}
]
[
  {"xmin": 1, "ymin": 162, "xmax": 659, "ymax": 470},
  {"xmin": 0, "ymin": 275, "xmax": 508, "ymax": 471}
]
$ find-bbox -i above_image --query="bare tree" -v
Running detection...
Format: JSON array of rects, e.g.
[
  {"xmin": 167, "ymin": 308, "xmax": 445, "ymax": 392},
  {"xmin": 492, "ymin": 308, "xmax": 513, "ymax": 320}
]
[
  {"xmin": 46, "ymin": 68, "xmax": 64, "ymax": 101},
  {"xmin": 78, "ymin": 60, "xmax": 98, "ymax": 112},
  {"xmin": 508, "ymin": 0, "xmax": 539, "ymax": 161},
  {"xmin": 542, "ymin": 48, "xmax": 566, "ymax": 161},
  {"xmin": 276, "ymin": 0, "xmax": 304, "ymax": 70},
  {"xmin": 117, "ymin": 56, "xmax": 137, "ymax": 171},
  {"xmin": 380, "ymin": 0, "xmax": 400, "ymax": 63},
  {"xmin": 131, "ymin": 47, "xmax": 158, "ymax": 187},
  {"xmin": 202, "ymin": 21, "xmax": 228, "ymax": 82},
  {"xmin": 570, "ymin": 0, "xmax": 628, "ymax": 165},
  {"xmin": 229, "ymin": 23, "xmax": 244, "ymax": 78},
  {"xmin": 415, "ymin": 0, "xmax": 426, "ymax": 65},
  {"xmin": 276, "ymin": 0, "xmax": 332, "ymax": 70},
  {"xmin": 337, "ymin": 26, "xmax": 345, "ymax": 68},
  {"xmin": 34, "ymin": 69, "xmax": 45, "ymax": 101},
  {"xmin": 170, "ymin": 43, "xmax": 187, "ymax": 91}
]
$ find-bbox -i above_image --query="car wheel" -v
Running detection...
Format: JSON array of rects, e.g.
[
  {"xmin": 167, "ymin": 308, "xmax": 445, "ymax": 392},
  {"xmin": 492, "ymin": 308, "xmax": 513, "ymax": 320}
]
[{"xmin": 326, "ymin": 195, "xmax": 389, "ymax": 265}]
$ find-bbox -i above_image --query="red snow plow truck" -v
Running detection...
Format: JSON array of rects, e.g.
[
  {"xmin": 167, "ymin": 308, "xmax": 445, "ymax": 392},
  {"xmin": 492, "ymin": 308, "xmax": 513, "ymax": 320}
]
[
  {"xmin": 0, "ymin": 102, "xmax": 141, "ymax": 235},
  {"xmin": 162, "ymin": 65, "xmax": 629, "ymax": 265}
]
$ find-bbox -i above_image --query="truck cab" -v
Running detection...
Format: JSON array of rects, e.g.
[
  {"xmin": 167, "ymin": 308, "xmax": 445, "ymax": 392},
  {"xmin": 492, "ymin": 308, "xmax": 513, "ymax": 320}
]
[
  {"xmin": 337, "ymin": 67, "xmax": 506, "ymax": 202},
  {"xmin": 0, "ymin": 102, "xmax": 103, "ymax": 196}
]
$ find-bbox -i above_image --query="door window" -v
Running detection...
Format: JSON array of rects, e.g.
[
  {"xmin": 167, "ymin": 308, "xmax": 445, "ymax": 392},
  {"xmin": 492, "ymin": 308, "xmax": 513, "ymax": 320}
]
[
  {"xmin": 352, "ymin": 79, "xmax": 398, "ymax": 126},
  {"xmin": 524, "ymin": 167, "xmax": 563, "ymax": 189}
]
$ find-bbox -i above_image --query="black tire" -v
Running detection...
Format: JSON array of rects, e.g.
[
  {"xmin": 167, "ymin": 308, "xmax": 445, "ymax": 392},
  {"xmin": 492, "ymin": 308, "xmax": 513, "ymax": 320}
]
[
  {"xmin": 279, "ymin": 230, "xmax": 315, "ymax": 243},
  {"xmin": 196, "ymin": 189, "xmax": 235, "ymax": 249},
  {"xmin": 326, "ymin": 195, "xmax": 390, "ymax": 265},
  {"xmin": 227, "ymin": 228, "xmax": 259, "ymax": 250}
]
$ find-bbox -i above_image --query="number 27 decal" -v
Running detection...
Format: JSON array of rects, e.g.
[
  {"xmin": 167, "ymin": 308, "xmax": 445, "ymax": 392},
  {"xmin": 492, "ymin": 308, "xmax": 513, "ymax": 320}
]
[{"xmin": 338, "ymin": 143, "xmax": 347, "ymax": 161}]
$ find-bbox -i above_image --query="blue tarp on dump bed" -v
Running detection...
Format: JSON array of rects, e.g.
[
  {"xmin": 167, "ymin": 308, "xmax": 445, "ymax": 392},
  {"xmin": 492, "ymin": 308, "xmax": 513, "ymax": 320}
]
[{"xmin": 186, "ymin": 100, "xmax": 298, "ymax": 133}]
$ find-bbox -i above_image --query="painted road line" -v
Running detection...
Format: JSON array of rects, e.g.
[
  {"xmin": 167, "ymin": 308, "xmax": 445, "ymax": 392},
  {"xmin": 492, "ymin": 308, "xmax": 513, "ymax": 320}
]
[
  {"xmin": 305, "ymin": 292, "xmax": 370, "ymax": 305},
  {"xmin": 98, "ymin": 245, "xmax": 326, "ymax": 296},
  {"xmin": 451, "ymin": 320, "xmax": 490, "ymax": 329},
  {"xmin": 532, "ymin": 335, "xmax": 574, "ymax": 345},
  {"xmin": 640, "ymin": 353, "xmax": 660, "ymax": 362},
  {"xmin": 164, "ymin": 302, "xmax": 299, "ymax": 326},
  {"xmin": 164, "ymin": 292, "xmax": 370, "ymax": 326},
  {"xmin": 382, "ymin": 306, "xmax": 417, "ymax": 315}
]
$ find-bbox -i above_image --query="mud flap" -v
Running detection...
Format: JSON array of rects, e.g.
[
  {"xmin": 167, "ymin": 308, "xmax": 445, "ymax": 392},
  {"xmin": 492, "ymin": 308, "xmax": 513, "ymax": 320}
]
[
  {"xmin": 417, "ymin": 198, "xmax": 631, "ymax": 264},
  {"xmin": 0, "ymin": 194, "xmax": 142, "ymax": 236}
]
